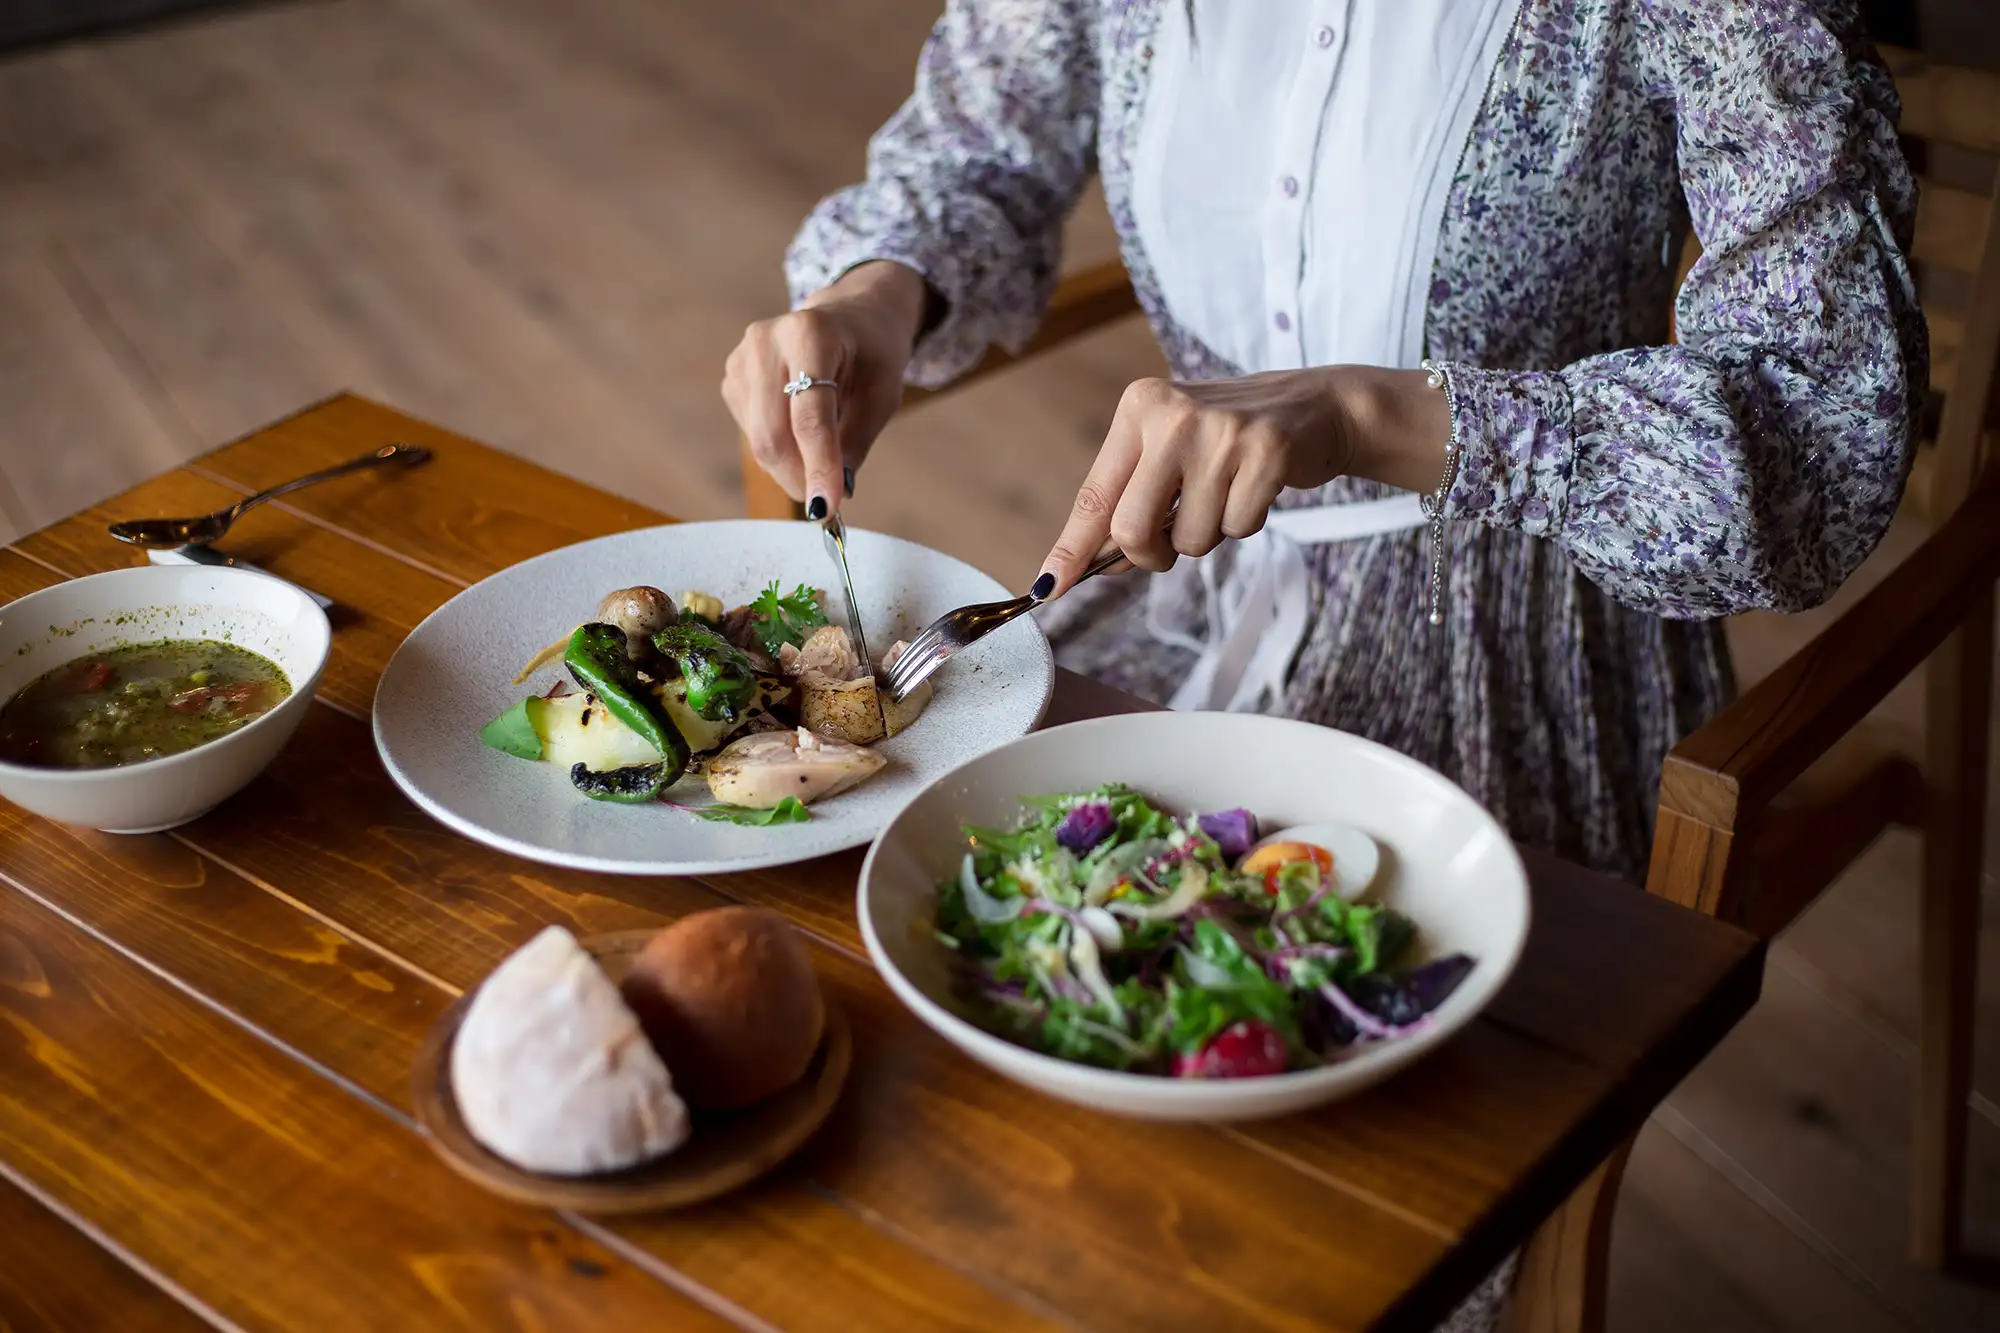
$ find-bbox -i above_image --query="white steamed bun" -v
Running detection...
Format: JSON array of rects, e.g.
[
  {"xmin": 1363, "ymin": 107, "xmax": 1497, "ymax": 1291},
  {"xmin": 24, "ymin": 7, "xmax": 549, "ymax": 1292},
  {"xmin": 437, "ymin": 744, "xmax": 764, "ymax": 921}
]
[{"xmin": 450, "ymin": 925, "xmax": 690, "ymax": 1174}]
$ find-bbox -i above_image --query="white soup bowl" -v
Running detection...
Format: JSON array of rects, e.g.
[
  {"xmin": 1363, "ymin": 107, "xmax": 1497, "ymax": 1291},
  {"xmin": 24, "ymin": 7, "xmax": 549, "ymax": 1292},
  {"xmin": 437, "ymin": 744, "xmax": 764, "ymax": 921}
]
[{"xmin": 0, "ymin": 565, "xmax": 330, "ymax": 833}]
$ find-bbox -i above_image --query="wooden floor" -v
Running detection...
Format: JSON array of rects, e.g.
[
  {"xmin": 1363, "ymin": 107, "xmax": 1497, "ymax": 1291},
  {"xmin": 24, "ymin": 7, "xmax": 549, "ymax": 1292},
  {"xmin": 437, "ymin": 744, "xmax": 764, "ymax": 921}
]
[{"xmin": 0, "ymin": 2, "xmax": 1993, "ymax": 1329}]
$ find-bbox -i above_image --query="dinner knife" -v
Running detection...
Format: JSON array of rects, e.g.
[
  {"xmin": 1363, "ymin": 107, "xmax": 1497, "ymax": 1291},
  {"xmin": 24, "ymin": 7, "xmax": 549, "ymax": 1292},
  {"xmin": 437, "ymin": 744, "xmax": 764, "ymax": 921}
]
[
  {"xmin": 818, "ymin": 513, "xmax": 885, "ymax": 723},
  {"xmin": 146, "ymin": 543, "xmax": 337, "ymax": 611}
]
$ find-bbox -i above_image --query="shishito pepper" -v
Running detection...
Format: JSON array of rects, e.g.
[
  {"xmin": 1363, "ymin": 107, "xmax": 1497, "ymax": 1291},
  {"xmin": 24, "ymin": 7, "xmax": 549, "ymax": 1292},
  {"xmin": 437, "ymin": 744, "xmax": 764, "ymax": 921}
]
[
  {"xmin": 562, "ymin": 622, "xmax": 690, "ymax": 802},
  {"xmin": 651, "ymin": 622, "xmax": 760, "ymax": 721}
]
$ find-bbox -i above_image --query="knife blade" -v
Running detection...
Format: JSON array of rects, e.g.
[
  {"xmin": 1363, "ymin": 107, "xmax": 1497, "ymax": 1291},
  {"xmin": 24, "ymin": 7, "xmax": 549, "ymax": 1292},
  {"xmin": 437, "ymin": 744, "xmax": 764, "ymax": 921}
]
[
  {"xmin": 146, "ymin": 543, "xmax": 336, "ymax": 611},
  {"xmin": 819, "ymin": 514, "xmax": 884, "ymax": 726}
]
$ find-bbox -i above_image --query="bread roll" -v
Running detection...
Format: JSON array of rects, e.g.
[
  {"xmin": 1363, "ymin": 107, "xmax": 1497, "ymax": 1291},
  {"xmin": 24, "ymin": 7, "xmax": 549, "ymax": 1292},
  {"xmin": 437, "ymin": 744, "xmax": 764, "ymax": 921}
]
[
  {"xmin": 621, "ymin": 907, "xmax": 825, "ymax": 1109},
  {"xmin": 451, "ymin": 926, "xmax": 690, "ymax": 1174}
]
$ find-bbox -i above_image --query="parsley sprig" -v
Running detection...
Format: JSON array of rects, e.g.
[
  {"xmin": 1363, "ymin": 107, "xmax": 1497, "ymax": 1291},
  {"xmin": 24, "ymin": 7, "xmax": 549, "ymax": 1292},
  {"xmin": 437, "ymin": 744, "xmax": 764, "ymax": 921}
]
[{"xmin": 749, "ymin": 581, "xmax": 828, "ymax": 655}]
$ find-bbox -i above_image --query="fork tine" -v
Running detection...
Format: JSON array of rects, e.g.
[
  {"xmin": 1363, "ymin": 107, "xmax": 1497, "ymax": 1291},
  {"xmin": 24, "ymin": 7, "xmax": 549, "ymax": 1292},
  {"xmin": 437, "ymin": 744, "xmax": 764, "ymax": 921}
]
[
  {"xmin": 882, "ymin": 590, "xmax": 1040, "ymax": 702},
  {"xmin": 885, "ymin": 639, "xmax": 933, "ymax": 693},
  {"xmin": 886, "ymin": 637, "xmax": 949, "ymax": 701},
  {"xmin": 890, "ymin": 619, "xmax": 948, "ymax": 674},
  {"xmin": 887, "ymin": 651, "xmax": 943, "ymax": 702},
  {"xmin": 897, "ymin": 623, "xmax": 943, "ymax": 666}
]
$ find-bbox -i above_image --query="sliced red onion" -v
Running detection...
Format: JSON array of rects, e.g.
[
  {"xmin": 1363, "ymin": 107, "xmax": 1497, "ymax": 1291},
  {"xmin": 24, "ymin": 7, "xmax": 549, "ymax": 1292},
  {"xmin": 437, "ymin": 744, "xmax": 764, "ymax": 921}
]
[
  {"xmin": 1067, "ymin": 928, "xmax": 1126, "ymax": 1026},
  {"xmin": 1270, "ymin": 943, "xmax": 1348, "ymax": 966},
  {"xmin": 1318, "ymin": 981, "xmax": 1429, "ymax": 1042},
  {"xmin": 979, "ymin": 981, "xmax": 1045, "ymax": 1016},
  {"xmin": 1029, "ymin": 960, "xmax": 1092, "ymax": 1007}
]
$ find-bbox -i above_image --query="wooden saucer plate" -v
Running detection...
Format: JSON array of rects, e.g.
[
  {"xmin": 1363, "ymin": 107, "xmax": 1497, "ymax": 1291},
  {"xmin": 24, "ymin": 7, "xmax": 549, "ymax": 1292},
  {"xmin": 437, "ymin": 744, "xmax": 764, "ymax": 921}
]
[{"xmin": 411, "ymin": 929, "xmax": 852, "ymax": 1213}]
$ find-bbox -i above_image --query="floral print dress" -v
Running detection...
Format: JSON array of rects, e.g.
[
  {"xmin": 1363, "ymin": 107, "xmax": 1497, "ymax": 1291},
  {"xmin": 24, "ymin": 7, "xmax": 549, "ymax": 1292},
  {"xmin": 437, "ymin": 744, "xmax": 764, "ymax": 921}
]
[{"xmin": 786, "ymin": 1, "xmax": 1923, "ymax": 1316}]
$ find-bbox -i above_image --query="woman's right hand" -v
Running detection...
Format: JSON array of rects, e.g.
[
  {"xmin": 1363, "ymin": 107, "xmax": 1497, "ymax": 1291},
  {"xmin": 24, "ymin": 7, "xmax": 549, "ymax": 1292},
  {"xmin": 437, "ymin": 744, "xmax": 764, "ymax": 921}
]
[{"xmin": 721, "ymin": 261, "xmax": 928, "ymax": 519}]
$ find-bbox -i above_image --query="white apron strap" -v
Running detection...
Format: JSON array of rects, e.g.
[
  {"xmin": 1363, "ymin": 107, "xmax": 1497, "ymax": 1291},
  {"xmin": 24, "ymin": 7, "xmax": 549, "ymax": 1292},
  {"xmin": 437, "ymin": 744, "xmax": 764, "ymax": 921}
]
[{"xmin": 1145, "ymin": 494, "xmax": 1428, "ymax": 713}]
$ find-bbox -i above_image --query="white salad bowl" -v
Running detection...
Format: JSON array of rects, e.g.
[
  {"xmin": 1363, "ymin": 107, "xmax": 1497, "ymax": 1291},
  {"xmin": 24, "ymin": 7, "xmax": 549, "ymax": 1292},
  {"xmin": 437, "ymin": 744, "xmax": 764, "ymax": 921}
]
[
  {"xmin": 857, "ymin": 711, "xmax": 1531, "ymax": 1122},
  {"xmin": 0, "ymin": 565, "xmax": 331, "ymax": 834}
]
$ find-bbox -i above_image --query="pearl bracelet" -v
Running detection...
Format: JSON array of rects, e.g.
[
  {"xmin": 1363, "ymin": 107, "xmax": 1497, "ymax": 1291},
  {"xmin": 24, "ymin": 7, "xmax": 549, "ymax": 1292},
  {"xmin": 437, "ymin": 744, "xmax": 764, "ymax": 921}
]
[{"xmin": 1417, "ymin": 359, "xmax": 1462, "ymax": 628}]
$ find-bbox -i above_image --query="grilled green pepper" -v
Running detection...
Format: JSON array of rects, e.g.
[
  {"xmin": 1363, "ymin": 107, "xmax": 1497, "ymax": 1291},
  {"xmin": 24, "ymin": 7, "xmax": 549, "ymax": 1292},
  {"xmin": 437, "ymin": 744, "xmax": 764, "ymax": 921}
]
[
  {"xmin": 562, "ymin": 623, "xmax": 690, "ymax": 801},
  {"xmin": 652, "ymin": 622, "xmax": 760, "ymax": 722}
]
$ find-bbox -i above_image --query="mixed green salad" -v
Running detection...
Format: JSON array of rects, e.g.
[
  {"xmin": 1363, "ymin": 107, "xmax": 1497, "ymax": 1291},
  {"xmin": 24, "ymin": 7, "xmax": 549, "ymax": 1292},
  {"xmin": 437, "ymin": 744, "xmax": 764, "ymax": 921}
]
[{"xmin": 935, "ymin": 785, "xmax": 1475, "ymax": 1079}]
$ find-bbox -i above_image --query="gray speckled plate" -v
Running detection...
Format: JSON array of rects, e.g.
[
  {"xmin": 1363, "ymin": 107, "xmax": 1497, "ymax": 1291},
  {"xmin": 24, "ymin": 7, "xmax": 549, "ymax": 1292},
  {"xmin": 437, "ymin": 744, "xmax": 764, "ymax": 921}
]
[{"xmin": 372, "ymin": 521, "xmax": 1053, "ymax": 875}]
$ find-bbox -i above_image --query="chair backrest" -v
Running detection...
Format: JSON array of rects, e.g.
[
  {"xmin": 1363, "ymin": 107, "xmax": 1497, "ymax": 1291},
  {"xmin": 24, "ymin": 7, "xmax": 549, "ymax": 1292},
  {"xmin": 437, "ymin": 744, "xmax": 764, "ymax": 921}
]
[
  {"xmin": 1882, "ymin": 42, "xmax": 2000, "ymax": 512},
  {"xmin": 1645, "ymin": 44, "xmax": 2000, "ymax": 929},
  {"xmin": 1665, "ymin": 45, "xmax": 2000, "ymax": 517}
]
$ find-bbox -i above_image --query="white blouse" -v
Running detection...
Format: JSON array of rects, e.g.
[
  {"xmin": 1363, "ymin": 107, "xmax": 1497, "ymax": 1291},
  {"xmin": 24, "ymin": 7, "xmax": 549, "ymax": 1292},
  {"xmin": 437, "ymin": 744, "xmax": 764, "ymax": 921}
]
[
  {"xmin": 1130, "ymin": 0, "xmax": 1517, "ymax": 713},
  {"xmin": 1131, "ymin": 0, "xmax": 1516, "ymax": 374}
]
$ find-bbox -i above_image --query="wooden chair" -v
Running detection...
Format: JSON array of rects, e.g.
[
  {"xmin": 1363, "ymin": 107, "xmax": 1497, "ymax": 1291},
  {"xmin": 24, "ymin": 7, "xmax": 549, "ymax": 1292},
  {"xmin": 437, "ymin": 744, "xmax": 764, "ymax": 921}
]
[{"xmin": 738, "ymin": 41, "xmax": 2000, "ymax": 1329}]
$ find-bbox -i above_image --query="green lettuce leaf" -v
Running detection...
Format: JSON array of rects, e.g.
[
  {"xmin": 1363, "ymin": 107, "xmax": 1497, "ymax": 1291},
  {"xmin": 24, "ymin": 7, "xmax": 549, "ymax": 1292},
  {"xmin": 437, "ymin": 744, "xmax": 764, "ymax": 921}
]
[
  {"xmin": 1167, "ymin": 920, "xmax": 1302, "ymax": 1053},
  {"xmin": 479, "ymin": 697, "xmax": 544, "ymax": 760},
  {"xmin": 683, "ymin": 797, "xmax": 812, "ymax": 826}
]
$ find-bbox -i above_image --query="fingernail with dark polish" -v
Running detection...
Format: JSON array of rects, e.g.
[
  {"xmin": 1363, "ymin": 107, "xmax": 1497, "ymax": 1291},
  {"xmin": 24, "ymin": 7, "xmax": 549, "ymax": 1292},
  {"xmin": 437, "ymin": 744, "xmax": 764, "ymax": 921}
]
[
  {"xmin": 842, "ymin": 467, "xmax": 855, "ymax": 498},
  {"xmin": 1030, "ymin": 572, "xmax": 1055, "ymax": 600},
  {"xmin": 807, "ymin": 495, "xmax": 828, "ymax": 521}
]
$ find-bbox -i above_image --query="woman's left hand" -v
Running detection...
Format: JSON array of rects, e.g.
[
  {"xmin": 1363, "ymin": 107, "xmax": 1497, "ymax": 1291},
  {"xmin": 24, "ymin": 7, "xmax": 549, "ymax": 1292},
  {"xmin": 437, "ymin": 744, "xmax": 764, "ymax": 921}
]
[{"xmin": 1033, "ymin": 366, "xmax": 1450, "ymax": 598}]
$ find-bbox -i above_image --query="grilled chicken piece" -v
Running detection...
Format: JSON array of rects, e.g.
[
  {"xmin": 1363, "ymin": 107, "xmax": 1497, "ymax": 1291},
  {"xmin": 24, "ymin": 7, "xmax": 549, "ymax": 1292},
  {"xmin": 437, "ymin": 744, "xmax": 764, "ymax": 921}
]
[{"xmin": 705, "ymin": 727, "xmax": 887, "ymax": 807}]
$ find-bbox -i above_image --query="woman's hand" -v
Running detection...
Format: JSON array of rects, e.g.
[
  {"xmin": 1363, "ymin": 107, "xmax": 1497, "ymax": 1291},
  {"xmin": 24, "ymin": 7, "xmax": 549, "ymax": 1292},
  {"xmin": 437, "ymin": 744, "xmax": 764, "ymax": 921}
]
[
  {"xmin": 1033, "ymin": 366, "xmax": 1451, "ymax": 597},
  {"xmin": 722, "ymin": 261, "xmax": 929, "ymax": 518}
]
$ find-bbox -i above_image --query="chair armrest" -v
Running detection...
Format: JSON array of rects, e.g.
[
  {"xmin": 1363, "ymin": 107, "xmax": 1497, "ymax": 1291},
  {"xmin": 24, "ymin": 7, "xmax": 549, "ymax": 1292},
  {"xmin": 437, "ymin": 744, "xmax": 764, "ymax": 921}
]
[
  {"xmin": 1660, "ymin": 482, "xmax": 2000, "ymax": 831},
  {"xmin": 1879, "ymin": 44, "xmax": 2000, "ymax": 157}
]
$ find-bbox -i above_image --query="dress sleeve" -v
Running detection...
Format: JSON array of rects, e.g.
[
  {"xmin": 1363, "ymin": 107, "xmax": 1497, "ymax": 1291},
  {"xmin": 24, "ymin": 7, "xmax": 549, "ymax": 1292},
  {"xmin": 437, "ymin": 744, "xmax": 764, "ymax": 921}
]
[
  {"xmin": 1440, "ymin": 1, "xmax": 1926, "ymax": 618},
  {"xmin": 784, "ymin": 0, "xmax": 1102, "ymax": 389}
]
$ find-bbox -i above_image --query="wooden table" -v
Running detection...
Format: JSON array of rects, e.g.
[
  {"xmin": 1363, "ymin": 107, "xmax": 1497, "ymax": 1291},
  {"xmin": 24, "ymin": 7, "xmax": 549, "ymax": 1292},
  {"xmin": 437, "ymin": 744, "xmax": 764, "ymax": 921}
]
[{"xmin": 0, "ymin": 395, "xmax": 1764, "ymax": 1333}]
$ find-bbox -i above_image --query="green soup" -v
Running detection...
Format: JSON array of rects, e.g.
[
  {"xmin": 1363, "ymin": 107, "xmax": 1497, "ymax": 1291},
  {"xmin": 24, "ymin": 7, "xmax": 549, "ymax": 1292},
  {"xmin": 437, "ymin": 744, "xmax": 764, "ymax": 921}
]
[{"xmin": 0, "ymin": 639, "xmax": 291, "ymax": 769}]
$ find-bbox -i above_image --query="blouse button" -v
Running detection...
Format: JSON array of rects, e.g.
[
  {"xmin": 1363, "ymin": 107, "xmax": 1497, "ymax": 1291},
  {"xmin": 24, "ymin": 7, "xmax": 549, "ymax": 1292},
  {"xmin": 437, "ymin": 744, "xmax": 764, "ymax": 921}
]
[
  {"xmin": 1273, "ymin": 311, "xmax": 1292, "ymax": 332},
  {"xmin": 1315, "ymin": 25, "xmax": 1336, "ymax": 47},
  {"xmin": 1279, "ymin": 174, "xmax": 1300, "ymax": 198}
]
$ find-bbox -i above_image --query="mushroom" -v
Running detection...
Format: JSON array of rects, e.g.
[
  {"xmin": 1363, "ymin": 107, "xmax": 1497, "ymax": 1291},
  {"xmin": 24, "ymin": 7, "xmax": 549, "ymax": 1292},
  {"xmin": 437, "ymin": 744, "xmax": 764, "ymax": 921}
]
[
  {"xmin": 510, "ymin": 586, "xmax": 677, "ymax": 683},
  {"xmin": 706, "ymin": 727, "xmax": 887, "ymax": 807},
  {"xmin": 594, "ymin": 587, "xmax": 677, "ymax": 663}
]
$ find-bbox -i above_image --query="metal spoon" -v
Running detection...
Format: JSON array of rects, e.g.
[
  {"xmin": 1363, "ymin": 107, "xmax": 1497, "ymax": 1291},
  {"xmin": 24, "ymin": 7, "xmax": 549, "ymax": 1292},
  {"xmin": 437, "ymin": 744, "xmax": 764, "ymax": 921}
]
[{"xmin": 107, "ymin": 442, "xmax": 431, "ymax": 548}]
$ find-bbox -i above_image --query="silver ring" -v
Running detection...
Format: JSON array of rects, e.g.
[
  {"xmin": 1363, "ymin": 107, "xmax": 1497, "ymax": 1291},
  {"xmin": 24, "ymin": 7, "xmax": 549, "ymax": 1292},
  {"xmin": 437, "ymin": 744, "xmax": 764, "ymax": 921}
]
[{"xmin": 783, "ymin": 371, "xmax": 838, "ymax": 398}]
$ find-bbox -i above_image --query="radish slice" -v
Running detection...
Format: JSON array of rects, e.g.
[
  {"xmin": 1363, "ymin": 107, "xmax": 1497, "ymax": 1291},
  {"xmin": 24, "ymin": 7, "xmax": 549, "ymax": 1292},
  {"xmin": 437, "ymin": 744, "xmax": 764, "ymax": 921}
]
[{"xmin": 1250, "ymin": 822, "xmax": 1380, "ymax": 900}]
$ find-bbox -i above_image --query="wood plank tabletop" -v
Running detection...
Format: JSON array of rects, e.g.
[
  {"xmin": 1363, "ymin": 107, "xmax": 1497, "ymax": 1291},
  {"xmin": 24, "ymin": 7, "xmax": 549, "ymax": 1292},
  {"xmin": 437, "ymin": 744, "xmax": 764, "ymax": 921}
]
[{"xmin": 0, "ymin": 394, "xmax": 1766, "ymax": 1333}]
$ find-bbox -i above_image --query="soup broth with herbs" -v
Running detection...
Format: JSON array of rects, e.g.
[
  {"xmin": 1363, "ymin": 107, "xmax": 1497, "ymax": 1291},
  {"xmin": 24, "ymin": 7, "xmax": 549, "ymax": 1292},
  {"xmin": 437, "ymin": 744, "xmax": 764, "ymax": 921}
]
[{"xmin": 0, "ymin": 639, "xmax": 290, "ymax": 769}]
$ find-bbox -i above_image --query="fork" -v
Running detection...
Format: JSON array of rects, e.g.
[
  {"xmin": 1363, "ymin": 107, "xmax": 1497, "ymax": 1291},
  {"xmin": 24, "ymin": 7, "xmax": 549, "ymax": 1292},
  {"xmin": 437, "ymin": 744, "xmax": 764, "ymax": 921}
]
[{"xmin": 883, "ymin": 541, "xmax": 1136, "ymax": 702}]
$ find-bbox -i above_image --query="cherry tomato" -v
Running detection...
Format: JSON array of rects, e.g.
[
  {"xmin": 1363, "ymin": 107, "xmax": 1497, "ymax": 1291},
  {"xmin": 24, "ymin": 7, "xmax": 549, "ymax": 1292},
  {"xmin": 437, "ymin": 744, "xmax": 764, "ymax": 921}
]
[{"xmin": 1172, "ymin": 1021, "xmax": 1289, "ymax": 1079}]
